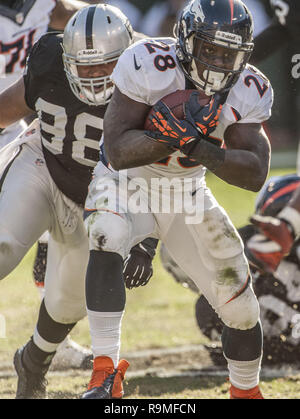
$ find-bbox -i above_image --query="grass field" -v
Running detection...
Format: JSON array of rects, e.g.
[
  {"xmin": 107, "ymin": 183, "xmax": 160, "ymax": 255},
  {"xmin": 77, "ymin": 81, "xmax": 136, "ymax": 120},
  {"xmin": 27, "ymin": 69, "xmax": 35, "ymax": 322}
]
[{"xmin": 0, "ymin": 167, "xmax": 298, "ymax": 399}]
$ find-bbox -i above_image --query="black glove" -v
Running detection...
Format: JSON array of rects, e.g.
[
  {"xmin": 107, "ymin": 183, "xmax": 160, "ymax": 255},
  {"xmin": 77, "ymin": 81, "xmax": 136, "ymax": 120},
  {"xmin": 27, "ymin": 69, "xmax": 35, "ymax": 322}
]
[
  {"xmin": 145, "ymin": 92, "xmax": 223, "ymax": 150},
  {"xmin": 123, "ymin": 238, "xmax": 158, "ymax": 289}
]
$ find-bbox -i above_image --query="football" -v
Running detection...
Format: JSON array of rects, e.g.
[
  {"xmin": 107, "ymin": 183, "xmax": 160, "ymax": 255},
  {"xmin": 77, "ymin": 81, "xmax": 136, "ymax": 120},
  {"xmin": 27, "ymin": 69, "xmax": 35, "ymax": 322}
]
[{"xmin": 144, "ymin": 89, "xmax": 210, "ymax": 131}]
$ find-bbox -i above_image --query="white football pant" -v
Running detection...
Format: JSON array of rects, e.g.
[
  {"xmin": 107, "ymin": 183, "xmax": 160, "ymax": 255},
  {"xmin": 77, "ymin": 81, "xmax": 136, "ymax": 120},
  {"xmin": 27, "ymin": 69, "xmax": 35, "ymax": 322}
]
[
  {"xmin": 0, "ymin": 120, "xmax": 88, "ymax": 323},
  {"xmin": 85, "ymin": 170, "xmax": 260, "ymax": 331}
]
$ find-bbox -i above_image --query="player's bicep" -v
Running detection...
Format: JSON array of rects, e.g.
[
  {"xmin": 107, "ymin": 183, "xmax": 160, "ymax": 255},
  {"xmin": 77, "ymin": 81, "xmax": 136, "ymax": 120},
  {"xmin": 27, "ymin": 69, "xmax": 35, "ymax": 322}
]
[
  {"xmin": 49, "ymin": 0, "xmax": 88, "ymax": 30},
  {"xmin": 225, "ymin": 123, "xmax": 270, "ymax": 170},
  {"xmin": 225, "ymin": 123, "xmax": 270, "ymax": 154},
  {"xmin": 0, "ymin": 77, "xmax": 33, "ymax": 128},
  {"xmin": 225, "ymin": 122, "xmax": 271, "ymax": 186}
]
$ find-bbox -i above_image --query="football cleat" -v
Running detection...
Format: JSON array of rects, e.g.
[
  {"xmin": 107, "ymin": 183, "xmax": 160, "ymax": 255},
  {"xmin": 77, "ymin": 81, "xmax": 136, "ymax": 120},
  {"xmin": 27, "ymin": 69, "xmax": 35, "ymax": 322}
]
[
  {"xmin": 81, "ymin": 356, "xmax": 129, "ymax": 399},
  {"xmin": 14, "ymin": 348, "xmax": 48, "ymax": 399},
  {"xmin": 50, "ymin": 336, "xmax": 93, "ymax": 371},
  {"xmin": 230, "ymin": 384, "xmax": 264, "ymax": 399}
]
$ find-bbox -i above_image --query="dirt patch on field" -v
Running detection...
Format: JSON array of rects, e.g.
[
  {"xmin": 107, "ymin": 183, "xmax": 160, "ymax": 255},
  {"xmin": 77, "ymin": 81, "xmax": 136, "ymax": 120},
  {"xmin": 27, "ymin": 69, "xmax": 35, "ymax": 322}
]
[{"xmin": 122, "ymin": 343, "xmax": 226, "ymax": 378}]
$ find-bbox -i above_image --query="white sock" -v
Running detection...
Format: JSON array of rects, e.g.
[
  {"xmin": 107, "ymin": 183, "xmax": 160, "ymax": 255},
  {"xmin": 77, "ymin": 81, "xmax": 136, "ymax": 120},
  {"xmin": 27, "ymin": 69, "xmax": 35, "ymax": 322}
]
[
  {"xmin": 87, "ymin": 309, "xmax": 124, "ymax": 368},
  {"xmin": 33, "ymin": 327, "xmax": 60, "ymax": 353},
  {"xmin": 225, "ymin": 355, "xmax": 262, "ymax": 390}
]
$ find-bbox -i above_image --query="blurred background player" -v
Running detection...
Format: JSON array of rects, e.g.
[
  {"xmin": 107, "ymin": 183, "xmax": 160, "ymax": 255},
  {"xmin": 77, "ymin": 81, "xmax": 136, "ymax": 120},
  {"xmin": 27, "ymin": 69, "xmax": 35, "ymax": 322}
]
[
  {"xmin": 0, "ymin": 0, "xmax": 98, "ymax": 371},
  {"xmin": 161, "ymin": 173, "xmax": 300, "ymax": 366},
  {"xmin": 238, "ymin": 0, "xmax": 300, "ymax": 280}
]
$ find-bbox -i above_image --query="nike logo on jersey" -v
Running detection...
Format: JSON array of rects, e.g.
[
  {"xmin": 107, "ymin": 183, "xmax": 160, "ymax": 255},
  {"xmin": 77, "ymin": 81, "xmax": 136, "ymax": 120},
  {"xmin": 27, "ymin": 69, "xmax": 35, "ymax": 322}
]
[{"xmin": 134, "ymin": 54, "xmax": 141, "ymax": 70}]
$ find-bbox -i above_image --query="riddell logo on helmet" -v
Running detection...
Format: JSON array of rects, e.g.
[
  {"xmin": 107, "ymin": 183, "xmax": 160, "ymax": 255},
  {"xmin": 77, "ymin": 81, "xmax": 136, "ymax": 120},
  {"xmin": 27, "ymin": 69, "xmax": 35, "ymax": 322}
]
[
  {"xmin": 215, "ymin": 31, "xmax": 242, "ymax": 45},
  {"xmin": 77, "ymin": 49, "xmax": 102, "ymax": 57}
]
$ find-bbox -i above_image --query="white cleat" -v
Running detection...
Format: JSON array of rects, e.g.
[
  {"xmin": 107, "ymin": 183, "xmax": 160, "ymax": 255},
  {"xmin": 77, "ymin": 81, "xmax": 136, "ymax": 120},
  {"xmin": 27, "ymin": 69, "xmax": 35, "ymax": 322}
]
[{"xmin": 50, "ymin": 336, "xmax": 92, "ymax": 371}]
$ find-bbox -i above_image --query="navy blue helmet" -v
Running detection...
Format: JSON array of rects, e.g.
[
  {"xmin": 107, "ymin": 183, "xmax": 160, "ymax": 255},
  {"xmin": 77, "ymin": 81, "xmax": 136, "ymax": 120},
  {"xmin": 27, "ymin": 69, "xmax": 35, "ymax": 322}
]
[
  {"xmin": 255, "ymin": 174, "xmax": 300, "ymax": 217},
  {"xmin": 176, "ymin": 0, "xmax": 254, "ymax": 95}
]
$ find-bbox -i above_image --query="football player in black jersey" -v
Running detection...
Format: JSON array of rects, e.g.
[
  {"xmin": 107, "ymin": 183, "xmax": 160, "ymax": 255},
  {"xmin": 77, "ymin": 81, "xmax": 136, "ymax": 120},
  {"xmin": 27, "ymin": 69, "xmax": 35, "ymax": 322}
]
[
  {"xmin": 0, "ymin": 0, "xmax": 112, "ymax": 372},
  {"xmin": 0, "ymin": 4, "xmax": 155, "ymax": 399},
  {"xmin": 251, "ymin": 0, "xmax": 300, "ymax": 65}
]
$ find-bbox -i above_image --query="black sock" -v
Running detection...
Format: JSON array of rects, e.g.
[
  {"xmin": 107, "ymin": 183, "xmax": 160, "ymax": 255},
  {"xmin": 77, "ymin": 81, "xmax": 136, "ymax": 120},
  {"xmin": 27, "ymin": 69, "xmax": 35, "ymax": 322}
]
[
  {"xmin": 221, "ymin": 321, "xmax": 263, "ymax": 361},
  {"xmin": 36, "ymin": 299, "xmax": 76, "ymax": 344},
  {"xmin": 86, "ymin": 250, "xmax": 125, "ymax": 312}
]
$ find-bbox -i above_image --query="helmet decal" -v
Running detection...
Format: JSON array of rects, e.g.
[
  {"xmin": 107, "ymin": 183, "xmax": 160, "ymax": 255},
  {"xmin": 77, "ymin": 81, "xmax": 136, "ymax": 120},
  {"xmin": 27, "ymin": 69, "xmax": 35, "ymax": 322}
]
[{"xmin": 189, "ymin": 0, "xmax": 205, "ymax": 22}]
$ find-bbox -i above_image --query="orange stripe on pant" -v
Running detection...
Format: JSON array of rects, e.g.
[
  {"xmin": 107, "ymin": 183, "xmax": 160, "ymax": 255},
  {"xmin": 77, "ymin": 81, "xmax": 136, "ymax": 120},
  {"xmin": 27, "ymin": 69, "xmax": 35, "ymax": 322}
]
[{"xmin": 224, "ymin": 273, "xmax": 251, "ymax": 305}]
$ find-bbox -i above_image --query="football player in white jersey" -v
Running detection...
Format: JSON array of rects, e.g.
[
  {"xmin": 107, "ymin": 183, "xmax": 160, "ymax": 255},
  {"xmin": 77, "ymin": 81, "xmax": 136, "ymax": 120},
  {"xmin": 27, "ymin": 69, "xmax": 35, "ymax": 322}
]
[{"xmin": 82, "ymin": 0, "xmax": 273, "ymax": 399}]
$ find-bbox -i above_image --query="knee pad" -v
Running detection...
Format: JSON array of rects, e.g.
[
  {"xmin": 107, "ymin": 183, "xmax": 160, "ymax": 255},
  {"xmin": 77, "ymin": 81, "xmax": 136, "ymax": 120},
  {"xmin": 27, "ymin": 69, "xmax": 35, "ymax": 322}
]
[
  {"xmin": 211, "ymin": 252, "xmax": 259, "ymax": 330},
  {"xmin": 44, "ymin": 291, "xmax": 86, "ymax": 324},
  {"xmin": 85, "ymin": 211, "xmax": 130, "ymax": 259},
  {"xmin": 218, "ymin": 284, "xmax": 260, "ymax": 330}
]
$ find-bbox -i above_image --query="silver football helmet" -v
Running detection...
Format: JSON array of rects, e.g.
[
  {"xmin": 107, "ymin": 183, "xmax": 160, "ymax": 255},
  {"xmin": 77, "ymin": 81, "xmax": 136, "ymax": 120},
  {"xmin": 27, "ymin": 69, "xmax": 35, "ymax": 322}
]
[{"xmin": 62, "ymin": 4, "xmax": 133, "ymax": 106}]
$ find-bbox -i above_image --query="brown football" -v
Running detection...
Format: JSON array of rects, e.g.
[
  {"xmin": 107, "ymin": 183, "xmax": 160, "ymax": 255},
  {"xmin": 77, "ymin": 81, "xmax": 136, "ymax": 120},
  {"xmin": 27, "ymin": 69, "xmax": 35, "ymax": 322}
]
[{"xmin": 144, "ymin": 89, "xmax": 210, "ymax": 131}]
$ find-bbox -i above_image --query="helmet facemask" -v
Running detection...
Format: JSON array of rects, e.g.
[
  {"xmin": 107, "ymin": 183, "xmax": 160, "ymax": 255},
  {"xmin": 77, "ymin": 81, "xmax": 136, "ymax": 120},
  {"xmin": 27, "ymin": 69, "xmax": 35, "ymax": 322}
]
[
  {"xmin": 62, "ymin": 49, "xmax": 118, "ymax": 106},
  {"xmin": 180, "ymin": 31, "xmax": 253, "ymax": 95},
  {"xmin": 176, "ymin": 0, "xmax": 254, "ymax": 96}
]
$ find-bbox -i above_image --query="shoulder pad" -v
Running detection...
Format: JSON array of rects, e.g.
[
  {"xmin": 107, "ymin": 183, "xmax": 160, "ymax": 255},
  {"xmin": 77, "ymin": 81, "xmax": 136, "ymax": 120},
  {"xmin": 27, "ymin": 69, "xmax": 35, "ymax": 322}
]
[
  {"xmin": 111, "ymin": 37, "xmax": 185, "ymax": 105},
  {"xmin": 26, "ymin": 32, "xmax": 63, "ymax": 77}
]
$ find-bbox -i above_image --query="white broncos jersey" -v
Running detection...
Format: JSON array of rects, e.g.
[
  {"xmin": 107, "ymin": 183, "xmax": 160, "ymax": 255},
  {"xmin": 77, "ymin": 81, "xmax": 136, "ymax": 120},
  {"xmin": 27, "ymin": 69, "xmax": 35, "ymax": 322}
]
[
  {"xmin": 0, "ymin": 0, "xmax": 56, "ymax": 93},
  {"xmin": 111, "ymin": 37, "xmax": 273, "ymax": 181}
]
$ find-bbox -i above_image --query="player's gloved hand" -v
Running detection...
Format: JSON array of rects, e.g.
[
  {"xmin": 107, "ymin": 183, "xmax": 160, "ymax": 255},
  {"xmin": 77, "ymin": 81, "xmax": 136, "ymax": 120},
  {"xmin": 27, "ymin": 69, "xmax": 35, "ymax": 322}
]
[
  {"xmin": 185, "ymin": 92, "xmax": 223, "ymax": 136},
  {"xmin": 123, "ymin": 238, "xmax": 158, "ymax": 289},
  {"xmin": 145, "ymin": 92, "xmax": 222, "ymax": 151},
  {"xmin": 246, "ymin": 214, "xmax": 295, "ymax": 273}
]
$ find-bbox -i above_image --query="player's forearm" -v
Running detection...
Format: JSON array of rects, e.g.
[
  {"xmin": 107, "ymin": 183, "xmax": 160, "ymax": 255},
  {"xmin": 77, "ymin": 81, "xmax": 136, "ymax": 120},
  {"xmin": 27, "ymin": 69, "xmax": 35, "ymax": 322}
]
[
  {"xmin": 187, "ymin": 141, "xmax": 269, "ymax": 192},
  {"xmin": 0, "ymin": 79, "xmax": 33, "ymax": 128},
  {"xmin": 50, "ymin": 0, "xmax": 89, "ymax": 30},
  {"xmin": 104, "ymin": 130, "xmax": 173, "ymax": 170}
]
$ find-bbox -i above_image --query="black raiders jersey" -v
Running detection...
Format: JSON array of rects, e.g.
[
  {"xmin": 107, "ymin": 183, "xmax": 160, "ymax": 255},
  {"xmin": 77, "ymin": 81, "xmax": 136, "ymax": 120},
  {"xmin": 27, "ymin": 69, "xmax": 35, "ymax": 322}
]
[
  {"xmin": 251, "ymin": 0, "xmax": 300, "ymax": 65},
  {"xmin": 24, "ymin": 32, "xmax": 106, "ymax": 206},
  {"xmin": 270, "ymin": 0, "xmax": 300, "ymax": 36}
]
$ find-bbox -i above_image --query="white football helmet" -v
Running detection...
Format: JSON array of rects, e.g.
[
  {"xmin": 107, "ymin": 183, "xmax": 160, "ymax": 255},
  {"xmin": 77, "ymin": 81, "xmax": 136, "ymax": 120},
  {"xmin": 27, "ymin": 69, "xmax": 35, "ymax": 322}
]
[{"xmin": 62, "ymin": 4, "xmax": 133, "ymax": 106}]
